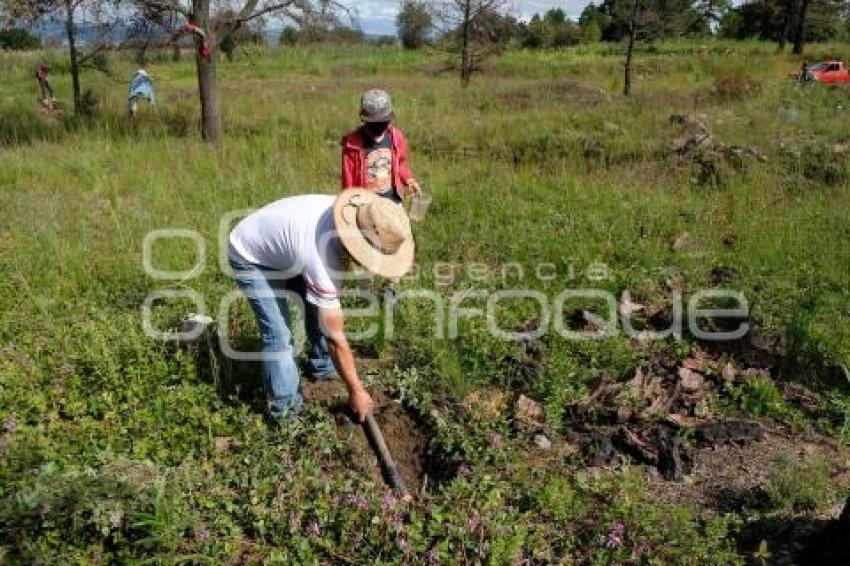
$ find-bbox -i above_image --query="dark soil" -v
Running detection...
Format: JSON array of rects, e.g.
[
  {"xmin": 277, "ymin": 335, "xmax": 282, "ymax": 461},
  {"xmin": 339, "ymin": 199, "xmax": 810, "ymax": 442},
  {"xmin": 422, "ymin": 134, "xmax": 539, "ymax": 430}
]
[
  {"xmin": 799, "ymin": 496, "xmax": 850, "ymax": 565},
  {"xmin": 362, "ymin": 395, "xmax": 427, "ymax": 493},
  {"xmin": 535, "ymin": 338, "xmax": 850, "ymax": 563},
  {"xmin": 647, "ymin": 428, "xmax": 849, "ymax": 565},
  {"xmin": 194, "ymin": 321, "xmax": 849, "ymax": 561},
  {"xmin": 301, "ymin": 381, "xmax": 429, "ymax": 494},
  {"xmin": 180, "ymin": 319, "xmax": 435, "ymax": 497}
]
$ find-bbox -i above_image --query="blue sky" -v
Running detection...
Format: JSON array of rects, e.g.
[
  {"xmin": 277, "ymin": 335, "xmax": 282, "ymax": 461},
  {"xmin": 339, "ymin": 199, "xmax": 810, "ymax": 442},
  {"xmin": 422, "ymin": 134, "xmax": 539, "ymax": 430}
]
[{"xmin": 348, "ymin": 1, "xmax": 591, "ymax": 36}]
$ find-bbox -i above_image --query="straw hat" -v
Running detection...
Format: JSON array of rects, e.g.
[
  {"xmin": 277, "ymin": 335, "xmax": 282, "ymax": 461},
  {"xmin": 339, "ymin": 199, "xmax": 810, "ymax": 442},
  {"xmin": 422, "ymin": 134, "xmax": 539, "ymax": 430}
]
[{"xmin": 333, "ymin": 189, "xmax": 414, "ymax": 279}]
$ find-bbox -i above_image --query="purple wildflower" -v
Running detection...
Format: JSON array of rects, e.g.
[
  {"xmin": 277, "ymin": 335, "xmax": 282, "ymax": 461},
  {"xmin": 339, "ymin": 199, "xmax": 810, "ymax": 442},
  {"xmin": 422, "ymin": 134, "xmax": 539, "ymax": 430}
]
[
  {"xmin": 605, "ymin": 521, "xmax": 625, "ymax": 549},
  {"xmin": 457, "ymin": 461, "xmax": 472, "ymax": 476},
  {"xmin": 381, "ymin": 491, "xmax": 397, "ymax": 510},
  {"xmin": 2, "ymin": 415, "xmax": 17, "ymax": 434},
  {"xmin": 392, "ymin": 512, "xmax": 405, "ymax": 528},
  {"xmin": 466, "ymin": 514, "xmax": 480, "ymax": 534},
  {"xmin": 345, "ymin": 493, "xmax": 370, "ymax": 510},
  {"xmin": 489, "ymin": 432, "xmax": 503, "ymax": 447},
  {"xmin": 426, "ymin": 546, "xmax": 440, "ymax": 564},
  {"xmin": 397, "ymin": 535, "xmax": 411, "ymax": 553},
  {"xmin": 195, "ymin": 523, "xmax": 211, "ymax": 542}
]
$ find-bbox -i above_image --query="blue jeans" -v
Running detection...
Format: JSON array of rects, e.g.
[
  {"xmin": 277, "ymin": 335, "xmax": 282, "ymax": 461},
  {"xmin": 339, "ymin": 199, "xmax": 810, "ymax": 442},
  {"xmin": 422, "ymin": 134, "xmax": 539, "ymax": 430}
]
[{"xmin": 229, "ymin": 250, "xmax": 336, "ymax": 419}]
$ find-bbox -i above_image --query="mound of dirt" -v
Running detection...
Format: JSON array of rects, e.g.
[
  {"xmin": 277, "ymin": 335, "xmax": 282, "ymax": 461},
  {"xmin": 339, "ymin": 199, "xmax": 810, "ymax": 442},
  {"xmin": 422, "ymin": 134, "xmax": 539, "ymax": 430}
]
[{"xmin": 558, "ymin": 343, "xmax": 818, "ymax": 480}]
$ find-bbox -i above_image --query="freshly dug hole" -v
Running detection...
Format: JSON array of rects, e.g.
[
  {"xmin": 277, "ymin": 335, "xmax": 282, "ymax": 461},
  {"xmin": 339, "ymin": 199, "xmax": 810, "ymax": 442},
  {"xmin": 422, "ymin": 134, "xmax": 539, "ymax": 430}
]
[
  {"xmin": 362, "ymin": 395, "xmax": 428, "ymax": 493},
  {"xmin": 303, "ymin": 383, "xmax": 430, "ymax": 493}
]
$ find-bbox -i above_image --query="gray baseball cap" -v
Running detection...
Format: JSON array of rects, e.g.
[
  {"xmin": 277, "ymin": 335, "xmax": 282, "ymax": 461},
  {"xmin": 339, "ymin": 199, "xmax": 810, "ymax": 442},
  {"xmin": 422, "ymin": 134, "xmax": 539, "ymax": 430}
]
[{"xmin": 360, "ymin": 89, "xmax": 393, "ymax": 122}]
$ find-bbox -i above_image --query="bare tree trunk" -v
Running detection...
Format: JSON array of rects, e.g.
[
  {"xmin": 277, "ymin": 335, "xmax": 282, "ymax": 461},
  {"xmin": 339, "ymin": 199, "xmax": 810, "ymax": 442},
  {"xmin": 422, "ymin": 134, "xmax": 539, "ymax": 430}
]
[
  {"xmin": 193, "ymin": 0, "xmax": 221, "ymax": 143},
  {"xmin": 792, "ymin": 0, "xmax": 810, "ymax": 55},
  {"xmin": 64, "ymin": 0, "xmax": 81, "ymax": 113},
  {"xmin": 137, "ymin": 37, "xmax": 149, "ymax": 66},
  {"xmin": 623, "ymin": 0, "xmax": 638, "ymax": 96},
  {"xmin": 777, "ymin": 0, "xmax": 794, "ymax": 52},
  {"xmin": 196, "ymin": 52, "xmax": 221, "ymax": 143},
  {"xmin": 460, "ymin": 1, "xmax": 472, "ymax": 87},
  {"xmin": 170, "ymin": 12, "xmax": 181, "ymax": 62}
]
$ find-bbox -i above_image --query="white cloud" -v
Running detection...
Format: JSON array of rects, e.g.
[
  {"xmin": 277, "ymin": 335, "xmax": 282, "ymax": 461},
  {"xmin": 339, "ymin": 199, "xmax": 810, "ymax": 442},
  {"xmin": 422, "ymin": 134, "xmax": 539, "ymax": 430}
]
[{"xmin": 508, "ymin": 0, "xmax": 593, "ymax": 19}]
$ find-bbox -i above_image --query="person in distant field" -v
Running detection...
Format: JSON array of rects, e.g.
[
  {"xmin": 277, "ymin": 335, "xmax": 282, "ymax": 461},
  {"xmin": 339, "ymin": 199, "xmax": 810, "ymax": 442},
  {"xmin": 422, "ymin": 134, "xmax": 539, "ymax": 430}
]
[
  {"xmin": 227, "ymin": 190, "xmax": 415, "ymax": 423},
  {"xmin": 341, "ymin": 89, "xmax": 421, "ymax": 203},
  {"xmin": 799, "ymin": 60, "xmax": 812, "ymax": 85},
  {"xmin": 35, "ymin": 64, "xmax": 54, "ymax": 103},
  {"xmin": 128, "ymin": 69, "xmax": 156, "ymax": 117}
]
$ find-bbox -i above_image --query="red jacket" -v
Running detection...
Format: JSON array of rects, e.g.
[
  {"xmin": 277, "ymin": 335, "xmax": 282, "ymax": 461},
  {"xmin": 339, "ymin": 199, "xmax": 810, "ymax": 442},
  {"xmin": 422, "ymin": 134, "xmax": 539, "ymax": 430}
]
[{"xmin": 341, "ymin": 124, "xmax": 414, "ymax": 197}]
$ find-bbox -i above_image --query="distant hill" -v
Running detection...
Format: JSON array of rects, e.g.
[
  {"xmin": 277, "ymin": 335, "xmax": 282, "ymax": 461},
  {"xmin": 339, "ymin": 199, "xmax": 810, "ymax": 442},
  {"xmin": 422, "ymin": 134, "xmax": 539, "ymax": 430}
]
[
  {"xmin": 29, "ymin": 17, "xmax": 135, "ymax": 47},
  {"xmin": 29, "ymin": 20, "xmax": 394, "ymax": 48},
  {"xmin": 27, "ymin": 18, "xmax": 395, "ymax": 47}
]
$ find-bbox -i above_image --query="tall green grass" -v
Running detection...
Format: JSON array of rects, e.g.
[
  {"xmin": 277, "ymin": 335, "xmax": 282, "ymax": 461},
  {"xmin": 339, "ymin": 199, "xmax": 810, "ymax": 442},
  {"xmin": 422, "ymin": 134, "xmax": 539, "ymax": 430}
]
[{"xmin": 0, "ymin": 41, "xmax": 848, "ymax": 562}]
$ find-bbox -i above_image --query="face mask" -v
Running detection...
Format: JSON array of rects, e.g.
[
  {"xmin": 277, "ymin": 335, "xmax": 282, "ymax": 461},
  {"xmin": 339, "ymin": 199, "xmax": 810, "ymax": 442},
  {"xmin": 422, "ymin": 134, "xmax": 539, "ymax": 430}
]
[{"xmin": 365, "ymin": 122, "xmax": 389, "ymax": 139}]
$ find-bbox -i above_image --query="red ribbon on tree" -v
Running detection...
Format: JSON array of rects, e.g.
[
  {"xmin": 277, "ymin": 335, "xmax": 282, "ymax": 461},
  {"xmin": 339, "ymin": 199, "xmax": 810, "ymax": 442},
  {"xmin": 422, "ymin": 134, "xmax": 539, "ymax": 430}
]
[{"xmin": 181, "ymin": 21, "xmax": 211, "ymax": 61}]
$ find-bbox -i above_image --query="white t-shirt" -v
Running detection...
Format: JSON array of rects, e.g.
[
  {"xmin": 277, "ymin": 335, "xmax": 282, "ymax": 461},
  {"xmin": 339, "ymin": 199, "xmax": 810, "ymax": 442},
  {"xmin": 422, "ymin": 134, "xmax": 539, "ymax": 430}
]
[{"xmin": 229, "ymin": 195, "xmax": 345, "ymax": 309}]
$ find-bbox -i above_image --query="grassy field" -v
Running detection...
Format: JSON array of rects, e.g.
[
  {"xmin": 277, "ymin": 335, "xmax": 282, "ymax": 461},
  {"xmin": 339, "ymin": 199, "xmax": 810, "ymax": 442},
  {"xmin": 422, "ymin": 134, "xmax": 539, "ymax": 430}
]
[{"xmin": 1, "ymin": 41, "xmax": 850, "ymax": 563}]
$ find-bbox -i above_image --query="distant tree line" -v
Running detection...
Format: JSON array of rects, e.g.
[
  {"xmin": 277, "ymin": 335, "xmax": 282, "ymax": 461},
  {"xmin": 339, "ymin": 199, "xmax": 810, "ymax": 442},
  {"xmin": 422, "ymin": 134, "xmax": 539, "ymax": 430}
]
[
  {"xmin": 393, "ymin": 0, "xmax": 850, "ymax": 53},
  {"xmin": 279, "ymin": 23, "xmax": 366, "ymax": 46},
  {"xmin": 719, "ymin": 0, "xmax": 850, "ymax": 51},
  {"xmin": 390, "ymin": 0, "xmax": 849, "ymax": 90}
]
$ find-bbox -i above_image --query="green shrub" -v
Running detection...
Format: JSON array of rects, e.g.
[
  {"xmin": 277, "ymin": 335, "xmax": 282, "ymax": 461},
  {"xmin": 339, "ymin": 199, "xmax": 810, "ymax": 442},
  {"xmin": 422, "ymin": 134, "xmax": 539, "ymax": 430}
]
[
  {"xmin": 826, "ymin": 392, "xmax": 850, "ymax": 442},
  {"xmin": 724, "ymin": 374, "xmax": 800, "ymax": 423},
  {"xmin": 785, "ymin": 294, "xmax": 850, "ymax": 389},
  {"xmin": 799, "ymin": 146, "xmax": 849, "ymax": 186},
  {"xmin": 766, "ymin": 454, "xmax": 833, "ymax": 512},
  {"xmin": 0, "ymin": 28, "xmax": 41, "ymax": 50}
]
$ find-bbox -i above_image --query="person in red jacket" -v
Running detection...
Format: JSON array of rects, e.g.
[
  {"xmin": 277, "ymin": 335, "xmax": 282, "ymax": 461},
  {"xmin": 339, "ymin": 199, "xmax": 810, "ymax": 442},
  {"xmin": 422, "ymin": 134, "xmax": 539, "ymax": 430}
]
[
  {"xmin": 341, "ymin": 89, "xmax": 421, "ymax": 203},
  {"xmin": 35, "ymin": 64, "xmax": 55, "ymax": 102}
]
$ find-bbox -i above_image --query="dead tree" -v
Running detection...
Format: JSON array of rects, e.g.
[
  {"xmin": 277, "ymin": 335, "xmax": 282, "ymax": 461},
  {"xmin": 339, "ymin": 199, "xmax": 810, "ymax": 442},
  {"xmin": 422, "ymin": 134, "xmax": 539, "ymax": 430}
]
[
  {"xmin": 432, "ymin": 0, "xmax": 508, "ymax": 87},
  {"xmin": 127, "ymin": 8, "xmax": 185, "ymax": 65},
  {"xmin": 136, "ymin": 0, "xmax": 347, "ymax": 143},
  {"xmin": 792, "ymin": 0, "xmax": 811, "ymax": 55},
  {"xmin": 618, "ymin": 0, "xmax": 687, "ymax": 96},
  {"xmin": 777, "ymin": 0, "xmax": 796, "ymax": 51},
  {"xmin": 623, "ymin": 0, "xmax": 640, "ymax": 96}
]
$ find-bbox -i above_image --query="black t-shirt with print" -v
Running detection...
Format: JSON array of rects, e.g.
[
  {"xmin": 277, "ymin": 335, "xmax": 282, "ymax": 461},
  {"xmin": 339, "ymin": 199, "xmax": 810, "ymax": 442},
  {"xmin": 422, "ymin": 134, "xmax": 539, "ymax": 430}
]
[{"xmin": 361, "ymin": 130, "xmax": 393, "ymax": 195}]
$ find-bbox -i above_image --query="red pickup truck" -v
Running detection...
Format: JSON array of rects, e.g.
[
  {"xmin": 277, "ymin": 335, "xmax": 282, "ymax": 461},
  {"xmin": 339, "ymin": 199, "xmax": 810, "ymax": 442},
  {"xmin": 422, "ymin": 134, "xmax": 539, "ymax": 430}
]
[{"xmin": 794, "ymin": 60, "xmax": 850, "ymax": 84}]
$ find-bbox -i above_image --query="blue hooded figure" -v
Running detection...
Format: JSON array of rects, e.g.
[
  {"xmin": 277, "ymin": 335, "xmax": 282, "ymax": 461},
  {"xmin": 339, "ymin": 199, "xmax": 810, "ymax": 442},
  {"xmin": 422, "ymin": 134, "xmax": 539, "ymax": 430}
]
[{"xmin": 128, "ymin": 69, "xmax": 155, "ymax": 116}]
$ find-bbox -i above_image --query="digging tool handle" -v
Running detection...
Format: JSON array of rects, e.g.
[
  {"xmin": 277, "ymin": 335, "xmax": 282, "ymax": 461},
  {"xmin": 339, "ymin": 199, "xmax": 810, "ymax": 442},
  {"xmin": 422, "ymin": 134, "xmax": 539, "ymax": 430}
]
[{"xmin": 364, "ymin": 412, "xmax": 409, "ymax": 497}]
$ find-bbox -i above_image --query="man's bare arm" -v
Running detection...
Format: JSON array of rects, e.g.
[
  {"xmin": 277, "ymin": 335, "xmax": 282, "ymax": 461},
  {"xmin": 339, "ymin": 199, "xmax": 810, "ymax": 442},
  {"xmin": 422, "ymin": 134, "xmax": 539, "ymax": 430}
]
[{"xmin": 319, "ymin": 306, "xmax": 373, "ymax": 422}]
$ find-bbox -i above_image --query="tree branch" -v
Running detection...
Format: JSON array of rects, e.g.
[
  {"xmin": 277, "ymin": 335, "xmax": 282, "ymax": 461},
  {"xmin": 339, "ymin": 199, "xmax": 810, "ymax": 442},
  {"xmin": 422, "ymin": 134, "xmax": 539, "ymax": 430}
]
[
  {"xmin": 139, "ymin": 0, "xmax": 191, "ymax": 21},
  {"xmin": 235, "ymin": 0, "xmax": 350, "ymax": 26},
  {"xmin": 77, "ymin": 40, "xmax": 110, "ymax": 66},
  {"xmin": 237, "ymin": 0, "xmax": 294, "ymax": 24},
  {"xmin": 216, "ymin": 0, "xmax": 350, "ymax": 47}
]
